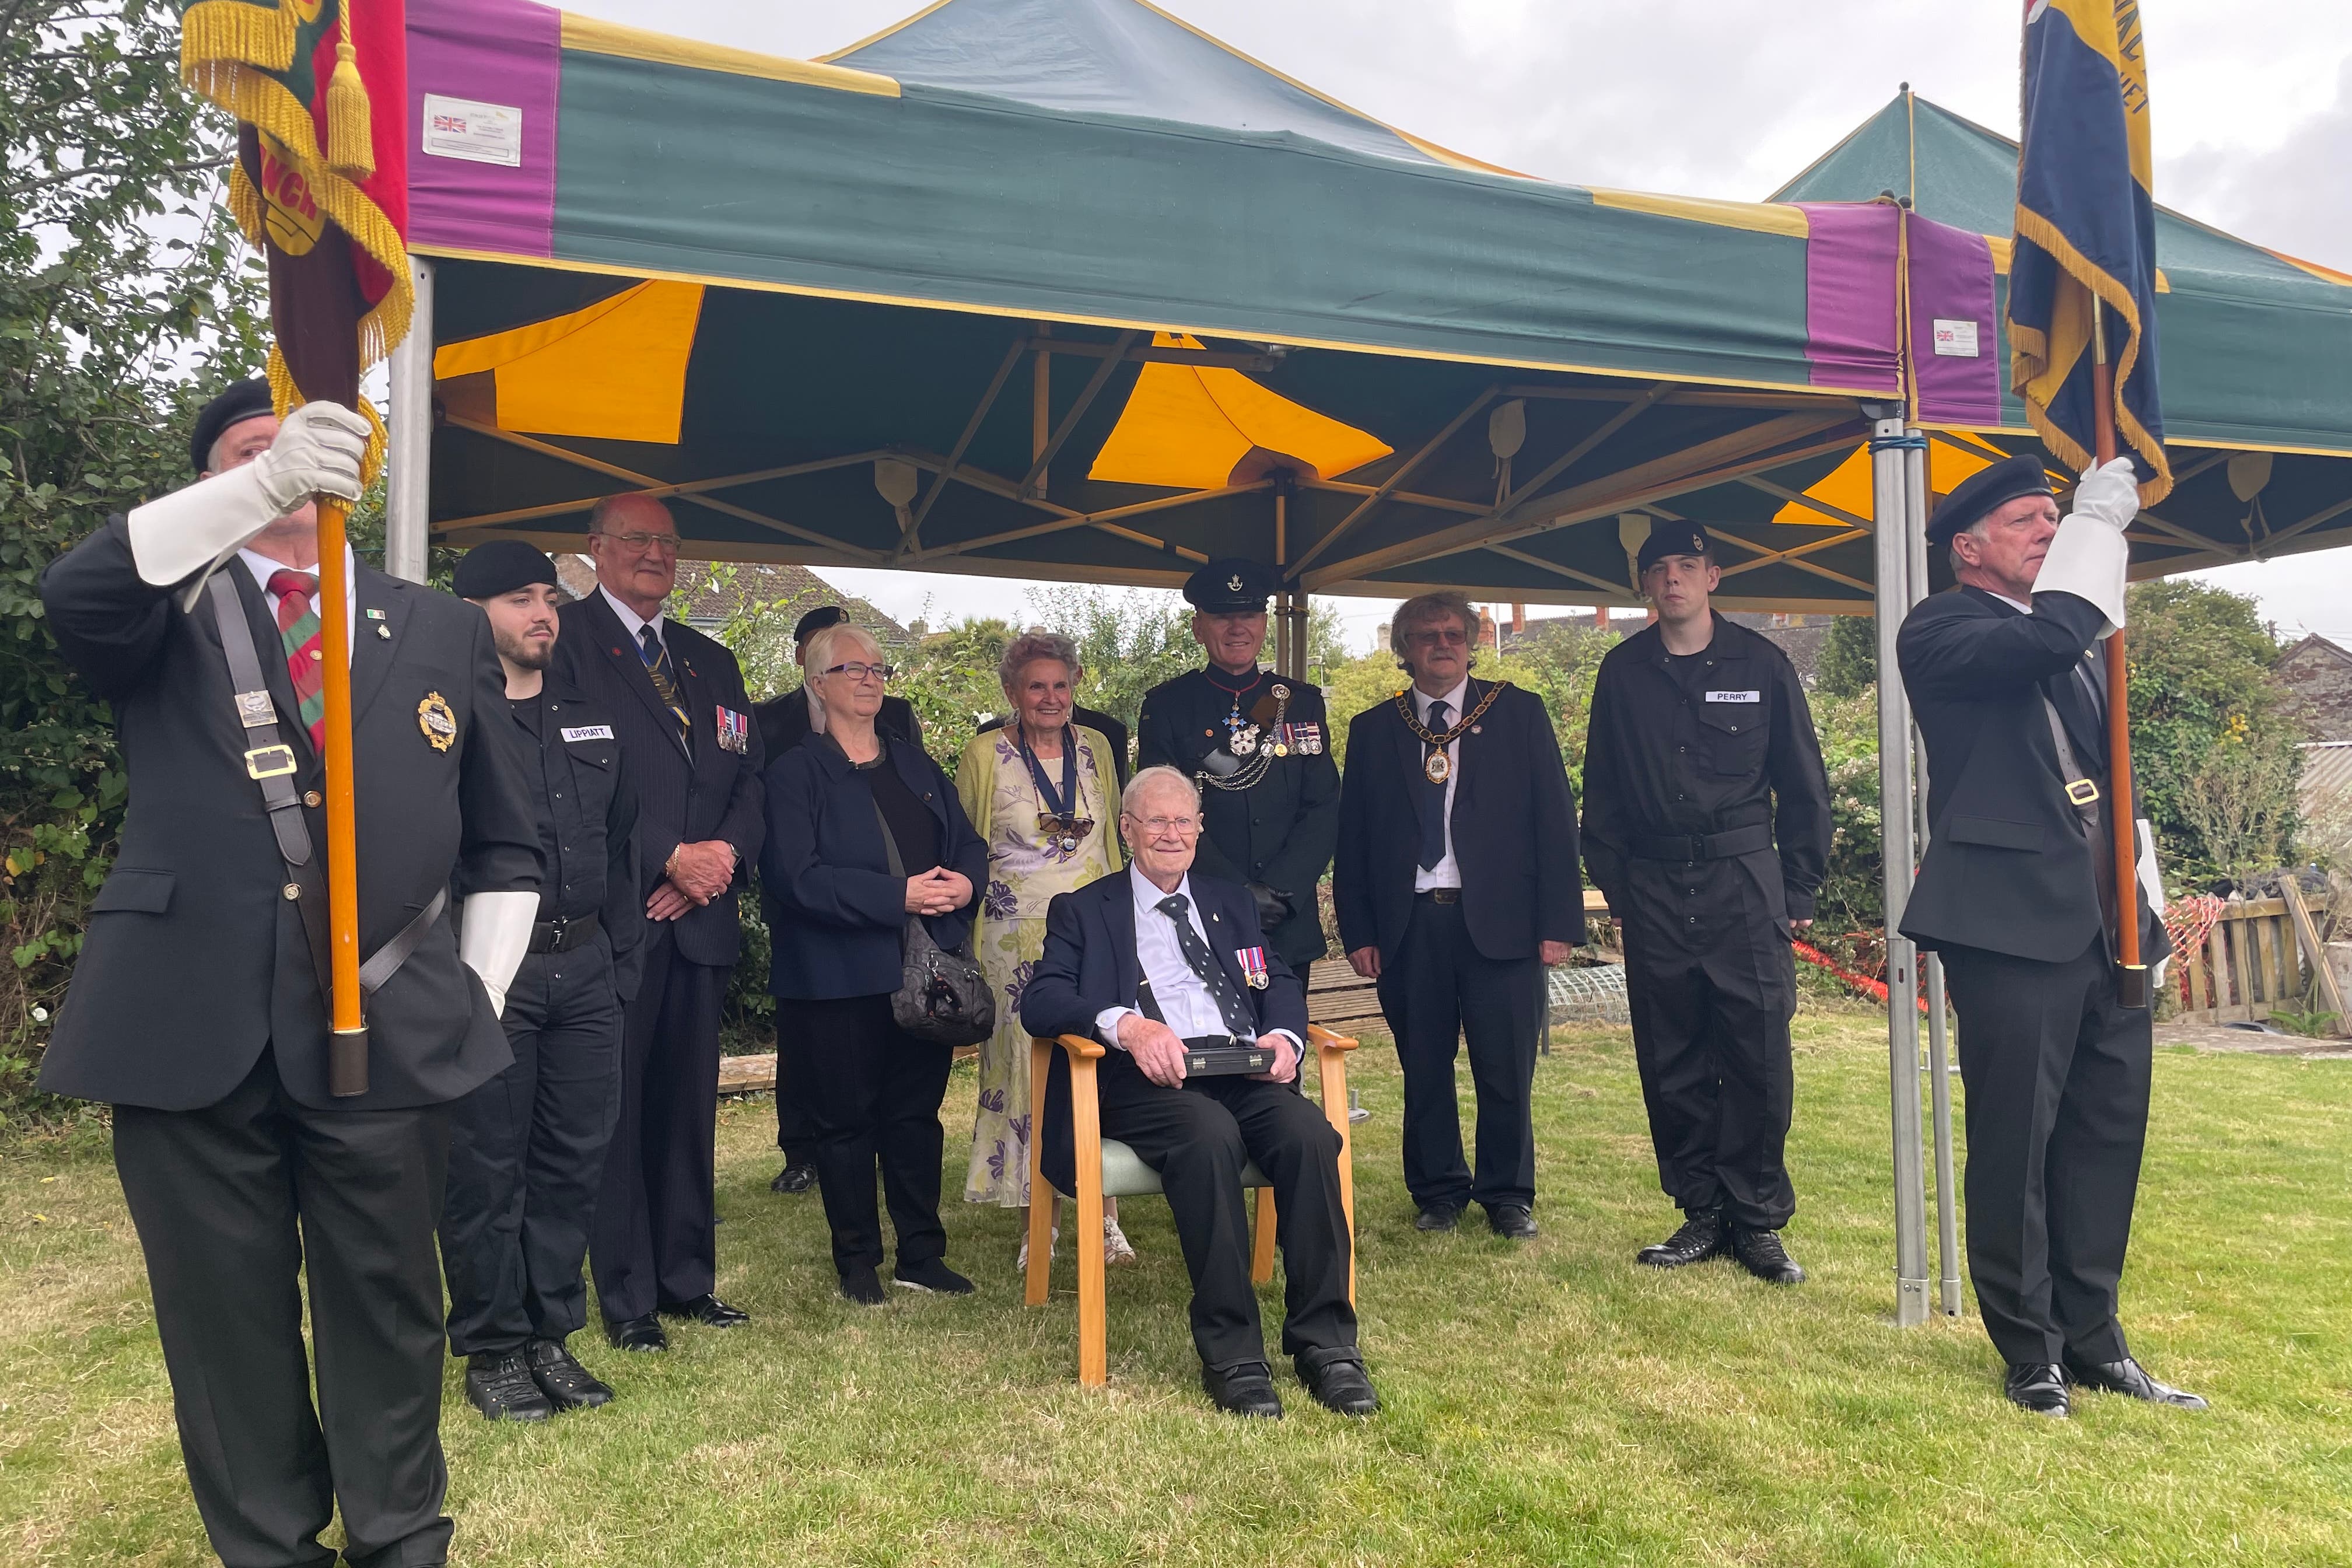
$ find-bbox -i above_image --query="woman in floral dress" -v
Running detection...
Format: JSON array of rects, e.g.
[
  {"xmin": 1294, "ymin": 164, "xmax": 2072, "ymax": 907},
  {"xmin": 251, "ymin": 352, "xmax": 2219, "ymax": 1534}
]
[{"xmin": 954, "ymin": 631, "xmax": 1134, "ymax": 1264}]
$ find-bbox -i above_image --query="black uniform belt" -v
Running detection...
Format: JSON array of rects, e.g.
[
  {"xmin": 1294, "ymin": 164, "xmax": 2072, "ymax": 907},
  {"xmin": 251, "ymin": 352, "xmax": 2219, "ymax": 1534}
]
[
  {"xmin": 1416, "ymin": 888, "xmax": 1461, "ymax": 904},
  {"xmin": 528, "ymin": 911, "xmax": 600, "ymax": 954},
  {"xmin": 1630, "ymin": 823, "xmax": 1773, "ymax": 862}
]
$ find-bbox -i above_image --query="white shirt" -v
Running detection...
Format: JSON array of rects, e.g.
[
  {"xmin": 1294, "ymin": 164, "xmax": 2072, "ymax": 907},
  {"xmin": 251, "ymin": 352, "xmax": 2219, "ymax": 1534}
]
[
  {"xmin": 1095, "ymin": 864, "xmax": 1301, "ymax": 1056},
  {"xmin": 598, "ymin": 583, "xmax": 667, "ymax": 649},
  {"xmin": 1410, "ymin": 676, "xmax": 1468, "ymax": 891},
  {"xmin": 237, "ymin": 544, "xmax": 357, "ymax": 659}
]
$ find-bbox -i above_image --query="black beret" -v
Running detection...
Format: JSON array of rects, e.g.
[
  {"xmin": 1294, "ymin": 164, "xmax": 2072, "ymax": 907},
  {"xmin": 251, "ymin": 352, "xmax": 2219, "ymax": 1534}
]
[
  {"xmin": 189, "ymin": 377, "xmax": 275, "ymax": 475},
  {"xmin": 453, "ymin": 540, "xmax": 558, "ymax": 601},
  {"xmin": 1636, "ymin": 523, "xmax": 1713, "ymax": 575},
  {"xmin": 794, "ymin": 603, "xmax": 846, "ymax": 643},
  {"xmin": 1927, "ymin": 454, "xmax": 2054, "ymax": 547},
  {"xmin": 1183, "ymin": 557, "xmax": 1276, "ymax": 612}
]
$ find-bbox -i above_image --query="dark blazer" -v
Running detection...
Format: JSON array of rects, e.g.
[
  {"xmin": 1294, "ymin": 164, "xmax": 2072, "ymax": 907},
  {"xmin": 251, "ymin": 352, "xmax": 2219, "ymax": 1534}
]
[
  {"xmin": 552, "ymin": 590, "xmax": 764, "ymax": 968},
  {"xmin": 1333, "ymin": 678, "xmax": 1584, "ymax": 964},
  {"xmin": 37, "ymin": 519, "xmax": 542, "ymax": 1111},
  {"xmin": 760, "ymin": 732, "xmax": 988, "ymax": 1000},
  {"xmin": 1020, "ymin": 866, "xmax": 1307, "ymax": 1193},
  {"xmin": 754, "ymin": 685, "xmax": 921, "ymax": 755},
  {"xmin": 981, "ymin": 704, "xmax": 1130, "ymax": 789},
  {"xmin": 1896, "ymin": 586, "xmax": 2162, "ymax": 962}
]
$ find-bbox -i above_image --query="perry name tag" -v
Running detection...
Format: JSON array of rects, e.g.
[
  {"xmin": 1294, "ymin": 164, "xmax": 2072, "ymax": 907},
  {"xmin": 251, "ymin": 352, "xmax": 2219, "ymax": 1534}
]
[
  {"xmin": 561, "ymin": 724, "xmax": 614, "ymax": 743},
  {"xmin": 1704, "ymin": 690, "xmax": 1761, "ymax": 704},
  {"xmin": 715, "ymin": 706, "xmax": 752, "ymax": 754}
]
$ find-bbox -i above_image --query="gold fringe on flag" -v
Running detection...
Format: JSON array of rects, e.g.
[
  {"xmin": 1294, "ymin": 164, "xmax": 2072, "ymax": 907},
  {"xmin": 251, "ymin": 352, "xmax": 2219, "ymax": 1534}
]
[
  {"xmin": 178, "ymin": 0, "xmax": 298, "ymax": 76},
  {"xmin": 265, "ymin": 342, "xmax": 391, "ymax": 488}
]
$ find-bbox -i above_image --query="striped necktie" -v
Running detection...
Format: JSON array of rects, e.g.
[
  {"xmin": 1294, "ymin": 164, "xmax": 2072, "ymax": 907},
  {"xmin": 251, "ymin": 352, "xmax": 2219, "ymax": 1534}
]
[
  {"xmin": 265, "ymin": 569, "xmax": 326, "ymax": 753},
  {"xmin": 637, "ymin": 625, "xmax": 692, "ymax": 744},
  {"xmin": 1156, "ymin": 893, "xmax": 1255, "ymax": 1037}
]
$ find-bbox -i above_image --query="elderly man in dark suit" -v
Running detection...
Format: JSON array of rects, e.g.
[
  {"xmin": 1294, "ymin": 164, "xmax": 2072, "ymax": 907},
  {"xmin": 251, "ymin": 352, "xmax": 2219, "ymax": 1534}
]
[
  {"xmin": 1022, "ymin": 765, "xmax": 1375, "ymax": 1420},
  {"xmin": 554, "ymin": 493, "xmax": 764, "ymax": 1351},
  {"xmin": 37, "ymin": 382, "xmax": 542, "ymax": 1567},
  {"xmin": 1898, "ymin": 453, "xmax": 2203, "ymax": 1419},
  {"xmin": 751, "ymin": 601, "xmax": 919, "ymax": 1196},
  {"xmin": 1334, "ymin": 590, "xmax": 1583, "ymax": 1241}
]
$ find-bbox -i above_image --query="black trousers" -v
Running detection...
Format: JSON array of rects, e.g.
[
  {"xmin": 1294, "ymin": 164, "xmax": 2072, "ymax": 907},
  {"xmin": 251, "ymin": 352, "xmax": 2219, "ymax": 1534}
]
[
  {"xmin": 440, "ymin": 944, "xmax": 623, "ymax": 1356},
  {"xmin": 772, "ymin": 1013, "xmax": 814, "ymax": 1167},
  {"xmin": 780, "ymin": 992, "xmax": 954, "ymax": 1274},
  {"xmin": 113, "ymin": 1051, "xmax": 453, "ymax": 1568},
  {"xmin": 1094, "ymin": 1051, "xmax": 1356, "ymax": 1370},
  {"xmin": 592, "ymin": 924, "xmax": 724, "ymax": 1323},
  {"xmin": 1621, "ymin": 860, "xmax": 1799, "ymax": 1228},
  {"xmin": 1376, "ymin": 894, "xmax": 1542, "ymax": 1210},
  {"xmin": 1941, "ymin": 937, "xmax": 2151, "ymax": 1366}
]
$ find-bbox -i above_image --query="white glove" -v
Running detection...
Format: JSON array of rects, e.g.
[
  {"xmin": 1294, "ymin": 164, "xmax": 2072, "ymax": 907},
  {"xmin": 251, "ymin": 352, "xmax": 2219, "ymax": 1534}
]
[
  {"xmin": 2029, "ymin": 458, "xmax": 2138, "ymax": 635},
  {"xmin": 129, "ymin": 401, "xmax": 373, "ymax": 596},
  {"xmin": 459, "ymin": 890, "xmax": 538, "ymax": 1019}
]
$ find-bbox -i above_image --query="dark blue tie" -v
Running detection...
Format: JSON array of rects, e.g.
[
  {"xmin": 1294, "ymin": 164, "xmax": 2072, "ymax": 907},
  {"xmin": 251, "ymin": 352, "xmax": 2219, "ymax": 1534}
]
[
  {"xmin": 1417, "ymin": 698, "xmax": 1449, "ymax": 871},
  {"xmin": 1156, "ymin": 893, "xmax": 1255, "ymax": 1037}
]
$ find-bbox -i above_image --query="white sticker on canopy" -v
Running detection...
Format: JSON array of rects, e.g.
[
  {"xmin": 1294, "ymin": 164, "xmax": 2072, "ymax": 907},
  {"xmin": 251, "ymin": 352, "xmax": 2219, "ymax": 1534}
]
[
  {"xmin": 422, "ymin": 95, "xmax": 523, "ymax": 167},
  {"xmin": 1932, "ymin": 318, "xmax": 1982, "ymax": 358}
]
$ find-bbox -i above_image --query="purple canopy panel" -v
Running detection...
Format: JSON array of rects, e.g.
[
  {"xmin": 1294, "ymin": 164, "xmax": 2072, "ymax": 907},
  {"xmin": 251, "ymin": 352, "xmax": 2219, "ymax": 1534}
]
[
  {"xmin": 1906, "ymin": 216, "xmax": 2003, "ymax": 428},
  {"xmin": 407, "ymin": 0, "xmax": 561, "ymax": 257},
  {"xmin": 1798, "ymin": 202, "xmax": 1902, "ymax": 396}
]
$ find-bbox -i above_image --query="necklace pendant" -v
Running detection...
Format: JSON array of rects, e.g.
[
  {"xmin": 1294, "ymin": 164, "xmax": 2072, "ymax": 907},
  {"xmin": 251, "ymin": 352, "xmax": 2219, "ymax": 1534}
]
[
  {"xmin": 1424, "ymin": 749, "xmax": 1451, "ymax": 785},
  {"xmin": 1231, "ymin": 724, "xmax": 1259, "ymax": 756}
]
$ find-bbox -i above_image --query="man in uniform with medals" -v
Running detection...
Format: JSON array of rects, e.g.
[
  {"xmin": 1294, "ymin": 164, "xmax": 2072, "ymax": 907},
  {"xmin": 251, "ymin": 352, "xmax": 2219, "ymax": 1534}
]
[
  {"xmin": 1333, "ymin": 591, "xmax": 1583, "ymax": 1240},
  {"xmin": 1135, "ymin": 558, "xmax": 1340, "ymax": 997}
]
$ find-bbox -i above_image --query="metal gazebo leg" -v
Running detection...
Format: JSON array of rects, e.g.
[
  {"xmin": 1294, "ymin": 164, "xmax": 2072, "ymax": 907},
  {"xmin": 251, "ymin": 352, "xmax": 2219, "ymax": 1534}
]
[{"xmin": 385, "ymin": 255, "xmax": 435, "ymax": 584}]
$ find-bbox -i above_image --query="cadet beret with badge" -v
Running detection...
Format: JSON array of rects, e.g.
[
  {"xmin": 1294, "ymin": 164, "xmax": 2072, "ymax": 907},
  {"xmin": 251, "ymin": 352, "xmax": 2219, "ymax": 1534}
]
[
  {"xmin": 1183, "ymin": 557, "xmax": 1277, "ymax": 613},
  {"xmin": 453, "ymin": 539, "xmax": 558, "ymax": 600},
  {"xmin": 1926, "ymin": 454, "xmax": 2054, "ymax": 547},
  {"xmin": 794, "ymin": 604, "xmax": 846, "ymax": 643},
  {"xmin": 1636, "ymin": 523, "xmax": 1714, "ymax": 576},
  {"xmin": 188, "ymin": 377, "xmax": 276, "ymax": 476}
]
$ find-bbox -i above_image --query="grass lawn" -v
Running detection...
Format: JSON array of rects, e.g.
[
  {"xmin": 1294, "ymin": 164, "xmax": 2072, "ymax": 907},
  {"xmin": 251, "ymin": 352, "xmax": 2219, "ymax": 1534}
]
[{"xmin": 3, "ymin": 1007, "xmax": 2348, "ymax": 1566}]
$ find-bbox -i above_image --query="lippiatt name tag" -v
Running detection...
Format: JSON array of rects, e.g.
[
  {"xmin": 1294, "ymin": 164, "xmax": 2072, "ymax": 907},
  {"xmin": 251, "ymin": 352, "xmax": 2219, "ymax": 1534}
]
[
  {"xmin": 561, "ymin": 724, "xmax": 615, "ymax": 743},
  {"xmin": 1704, "ymin": 690, "xmax": 1760, "ymax": 704}
]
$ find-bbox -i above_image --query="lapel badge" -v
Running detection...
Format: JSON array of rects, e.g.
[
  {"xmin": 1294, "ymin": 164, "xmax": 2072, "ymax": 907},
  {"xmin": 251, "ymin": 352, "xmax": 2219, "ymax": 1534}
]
[
  {"xmin": 364, "ymin": 607, "xmax": 385, "ymax": 621},
  {"xmin": 374, "ymin": 624, "xmax": 392, "ymax": 639},
  {"xmin": 417, "ymin": 691, "xmax": 459, "ymax": 752}
]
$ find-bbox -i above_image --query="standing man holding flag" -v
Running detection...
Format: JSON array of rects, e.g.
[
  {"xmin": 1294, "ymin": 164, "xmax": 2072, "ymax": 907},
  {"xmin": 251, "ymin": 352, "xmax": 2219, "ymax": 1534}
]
[
  {"xmin": 38, "ymin": 1, "xmax": 552, "ymax": 1560},
  {"xmin": 1896, "ymin": 0, "xmax": 2202, "ymax": 1419}
]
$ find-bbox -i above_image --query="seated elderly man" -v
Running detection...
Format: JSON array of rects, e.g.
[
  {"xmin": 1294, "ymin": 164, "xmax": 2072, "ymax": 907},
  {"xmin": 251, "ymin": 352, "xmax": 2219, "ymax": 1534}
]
[{"xmin": 1021, "ymin": 765, "xmax": 1376, "ymax": 1419}]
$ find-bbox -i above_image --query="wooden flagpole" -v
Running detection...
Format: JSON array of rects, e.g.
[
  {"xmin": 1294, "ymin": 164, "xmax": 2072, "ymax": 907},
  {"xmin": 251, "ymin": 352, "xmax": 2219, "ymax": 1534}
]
[{"xmin": 2089, "ymin": 300, "xmax": 2148, "ymax": 1008}]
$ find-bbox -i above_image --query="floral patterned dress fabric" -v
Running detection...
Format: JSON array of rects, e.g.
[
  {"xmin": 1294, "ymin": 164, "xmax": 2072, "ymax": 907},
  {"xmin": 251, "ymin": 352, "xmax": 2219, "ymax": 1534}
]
[{"xmin": 955, "ymin": 724, "xmax": 1124, "ymax": 1207}]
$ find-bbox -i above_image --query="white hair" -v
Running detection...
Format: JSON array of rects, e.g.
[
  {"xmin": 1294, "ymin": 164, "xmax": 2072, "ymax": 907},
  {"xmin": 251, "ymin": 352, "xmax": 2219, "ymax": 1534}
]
[
  {"xmin": 803, "ymin": 621, "xmax": 883, "ymax": 675},
  {"xmin": 1121, "ymin": 765, "xmax": 1199, "ymax": 817},
  {"xmin": 999, "ymin": 628, "xmax": 1083, "ymax": 696}
]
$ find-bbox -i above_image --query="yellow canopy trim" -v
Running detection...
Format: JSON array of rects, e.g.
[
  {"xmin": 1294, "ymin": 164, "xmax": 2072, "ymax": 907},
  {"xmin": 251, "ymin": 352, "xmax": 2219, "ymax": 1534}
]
[
  {"xmin": 1590, "ymin": 189, "xmax": 1810, "ymax": 240},
  {"xmin": 433, "ymin": 279, "xmax": 706, "ymax": 444},
  {"xmin": 560, "ymin": 13, "xmax": 901, "ymax": 97},
  {"xmin": 1087, "ymin": 332, "xmax": 1392, "ymax": 489}
]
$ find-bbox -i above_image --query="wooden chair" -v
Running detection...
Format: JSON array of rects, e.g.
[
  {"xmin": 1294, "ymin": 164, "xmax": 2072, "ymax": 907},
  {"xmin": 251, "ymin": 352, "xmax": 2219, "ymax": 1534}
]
[{"xmin": 1023, "ymin": 1026, "xmax": 1359, "ymax": 1387}]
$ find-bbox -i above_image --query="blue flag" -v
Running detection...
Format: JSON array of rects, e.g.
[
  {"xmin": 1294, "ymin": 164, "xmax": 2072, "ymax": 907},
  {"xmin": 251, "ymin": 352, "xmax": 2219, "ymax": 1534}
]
[{"xmin": 2007, "ymin": 0, "xmax": 2173, "ymax": 504}]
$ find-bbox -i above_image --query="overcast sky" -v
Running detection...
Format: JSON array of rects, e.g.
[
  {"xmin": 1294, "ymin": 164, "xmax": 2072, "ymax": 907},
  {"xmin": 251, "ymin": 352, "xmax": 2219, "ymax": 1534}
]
[{"xmin": 559, "ymin": 0, "xmax": 2352, "ymax": 649}]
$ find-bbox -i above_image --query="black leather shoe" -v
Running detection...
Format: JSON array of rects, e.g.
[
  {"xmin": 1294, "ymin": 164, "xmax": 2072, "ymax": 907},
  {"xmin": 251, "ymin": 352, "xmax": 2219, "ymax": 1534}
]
[
  {"xmin": 840, "ymin": 1265, "xmax": 888, "ymax": 1306},
  {"xmin": 466, "ymin": 1351, "xmax": 555, "ymax": 1422},
  {"xmin": 659, "ymin": 1293, "xmax": 750, "ymax": 1328},
  {"xmin": 1486, "ymin": 1203, "xmax": 1538, "ymax": 1240},
  {"xmin": 1202, "ymin": 1360, "xmax": 1283, "ymax": 1419},
  {"xmin": 2004, "ymin": 1361, "xmax": 2070, "ymax": 1417},
  {"xmin": 526, "ymin": 1337, "xmax": 613, "ymax": 1410},
  {"xmin": 771, "ymin": 1162, "xmax": 818, "ymax": 1195},
  {"xmin": 2063, "ymin": 1354, "xmax": 2208, "ymax": 1410},
  {"xmin": 1413, "ymin": 1202, "xmax": 1462, "ymax": 1233},
  {"xmin": 1296, "ymin": 1348, "xmax": 1381, "ymax": 1417},
  {"xmin": 1729, "ymin": 1225, "xmax": 1806, "ymax": 1285},
  {"xmin": 1637, "ymin": 1207, "xmax": 1727, "ymax": 1268},
  {"xmin": 604, "ymin": 1313, "xmax": 668, "ymax": 1353},
  {"xmin": 893, "ymin": 1257, "xmax": 976, "ymax": 1295}
]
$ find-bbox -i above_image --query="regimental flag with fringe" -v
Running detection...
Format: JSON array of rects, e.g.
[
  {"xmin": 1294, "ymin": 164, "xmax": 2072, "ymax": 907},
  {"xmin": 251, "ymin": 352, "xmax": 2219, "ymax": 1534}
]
[
  {"xmin": 2007, "ymin": 0, "xmax": 2172, "ymax": 505},
  {"xmin": 179, "ymin": 0, "xmax": 411, "ymax": 470}
]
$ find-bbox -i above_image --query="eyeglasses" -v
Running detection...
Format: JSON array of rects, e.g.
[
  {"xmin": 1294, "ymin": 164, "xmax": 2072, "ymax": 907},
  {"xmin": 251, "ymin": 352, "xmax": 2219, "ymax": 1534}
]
[
  {"xmin": 1125, "ymin": 814, "xmax": 1201, "ymax": 836},
  {"xmin": 821, "ymin": 662, "xmax": 895, "ymax": 683},
  {"xmin": 595, "ymin": 530, "xmax": 680, "ymax": 555}
]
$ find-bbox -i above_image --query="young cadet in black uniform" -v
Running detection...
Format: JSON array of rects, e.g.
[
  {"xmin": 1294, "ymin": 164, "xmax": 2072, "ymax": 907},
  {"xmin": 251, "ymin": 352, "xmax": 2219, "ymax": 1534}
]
[
  {"xmin": 441, "ymin": 541, "xmax": 646, "ymax": 1422},
  {"xmin": 1898, "ymin": 454, "xmax": 2203, "ymax": 1419},
  {"xmin": 1581, "ymin": 524, "xmax": 1832, "ymax": 1286},
  {"xmin": 37, "ymin": 384, "xmax": 541, "ymax": 1567},
  {"xmin": 1135, "ymin": 558, "xmax": 1339, "ymax": 978},
  {"xmin": 752, "ymin": 603, "xmax": 920, "ymax": 1196}
]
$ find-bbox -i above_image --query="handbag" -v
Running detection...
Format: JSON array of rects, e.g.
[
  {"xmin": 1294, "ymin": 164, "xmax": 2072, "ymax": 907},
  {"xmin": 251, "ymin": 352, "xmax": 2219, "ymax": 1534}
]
[{"xmin": 868, "ymin": 767, "xmax": 995, "ymax": 1048}]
